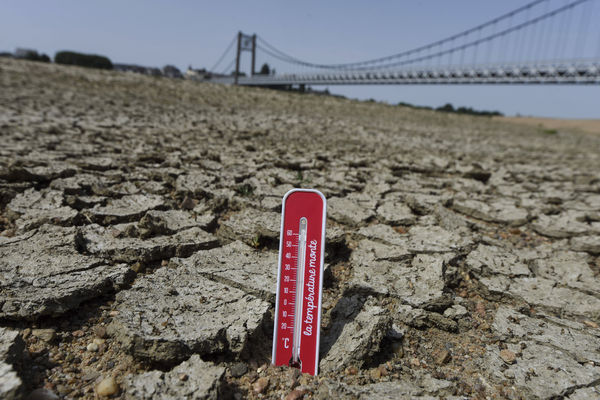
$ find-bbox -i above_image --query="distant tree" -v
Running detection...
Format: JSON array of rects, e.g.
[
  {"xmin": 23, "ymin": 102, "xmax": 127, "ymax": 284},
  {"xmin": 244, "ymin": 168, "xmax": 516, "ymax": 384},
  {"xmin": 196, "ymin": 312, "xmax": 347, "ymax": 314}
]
[
  {"xmin": 14, "ymin": 48, "xmax": 50, "ymax": 63},
  {"xmin": 259, "ymin": 63, "xmax": 270, "ymax": 75},
  {"xmin": 435, "ymin": 102, "xmax": 502, "ymax": 117},
  {"xmin": 55, "ymin": 51, "xmax": 113, "ymax": 70},
  {"xmin": 162, "ymin": 65, "xmax": 182, "ymax": 78},
  {"xmin": 436, "ymin": 103, "xmax": 455, "ymax": 113}
]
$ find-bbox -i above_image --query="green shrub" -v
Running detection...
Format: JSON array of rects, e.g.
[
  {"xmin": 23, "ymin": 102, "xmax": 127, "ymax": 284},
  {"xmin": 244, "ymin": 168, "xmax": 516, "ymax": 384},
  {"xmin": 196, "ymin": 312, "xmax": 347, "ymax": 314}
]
[
  {"xmin": 54, "ymin": 51, "xmax": 113, "ymax": 70},
  {"xmin": 14, "ymin": 48, "xmax": 50, "ymax": 62}
]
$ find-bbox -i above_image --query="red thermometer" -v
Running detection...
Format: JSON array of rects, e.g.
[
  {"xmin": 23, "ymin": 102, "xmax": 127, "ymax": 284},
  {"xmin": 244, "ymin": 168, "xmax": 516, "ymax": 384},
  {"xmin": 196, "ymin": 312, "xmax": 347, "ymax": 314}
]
[{"xmin": 272, "ymin": 189, "xmax": 326, "ymax": 375}]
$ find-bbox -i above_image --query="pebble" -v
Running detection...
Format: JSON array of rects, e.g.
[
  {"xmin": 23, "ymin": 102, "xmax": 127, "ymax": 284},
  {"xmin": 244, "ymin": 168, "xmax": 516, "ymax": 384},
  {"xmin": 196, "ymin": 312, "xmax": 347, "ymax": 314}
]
[
  {"xmin": 93, "ymin": 338, "xmax": 106, "ymax": 345},
  {"xmin": 230, "ymin": 362, "xmax": 248, "ymax": 377},
  {"xmin": 26, "ymin": 388, "xmax": 59, "ymax": 400},
  {"xmin": 435, "ymin": 349, "xmax": 451, "ymax": 365},
  {"xmin": 443, "ymin": 304, "xmax": 468, "ymax": 319},
  {"xmin": 499, "ymin": 349, "xmax": 517, "ymax": 364},
  {"xmin": 87, "ymin": 342, "xmax": 99, "ymax": 352},
  {"xmin": 96, "ymin": 376, "xmax": 119, "ymax": 397},
  {"xmin": 584, "ymin": 320, "xmax": 599, "ymax": 329},
  {"xmin": 94, "ymin": 326, "xmax": 107, "ymax": 338},
  {"xmin": 288, "ymin": 367, "xmax": 301, "ymax": 388},
  {"xmin": 180, "ymin": 196, "xmax": 197, "ymax": 210},
  {"xmin": 378, "ymin": 365, "xmax": 389, "ymax": 377},
  {"xmin": 72, "ymin": 330, "xmax": 85, "ymax": 338},
  {"xmin": 345, "ymin": 366, "xmax": 358, "ymax": 375},
  {"xmin": 32, "ymin": 328, "xmax": 56, "ymax": 342},
  {"xmin": 82, "ymin": 371, "xmax": 101, "ymax": 382},
  {"xmin": 392, "ymin": 341, "xmax": 404, "ymax": 357},
  {"xmin": 370, "ymin": 368, "xmax": 382, "ymax": 380},
  {"xmin": 56, "ymin": 385, "xmax": 69, "ymax": 395},
  {"xmin": 285, "ymin": 389, "xmax": 307, "ymax": 400},
  {"xmin": 253, "ymin": 377, "xmax": 269, "ymax": 394},
  {"xmin": 475, "ymin": 302, "xmax": 486, "ymax": 318}
]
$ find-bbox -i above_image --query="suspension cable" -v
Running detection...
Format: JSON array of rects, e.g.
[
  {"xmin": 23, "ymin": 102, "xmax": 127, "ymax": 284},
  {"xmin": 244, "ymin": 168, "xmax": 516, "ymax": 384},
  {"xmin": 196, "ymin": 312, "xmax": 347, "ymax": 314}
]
[
  {"xmin": 210, "ymin": 35, "xmax": 237, "ymax": 72},
  {"xmin": 256, "ymin": 0, "xmax": 591, "ymax": 72},
  {"xmin": 257, "ymin": 0, "xmax": 550, "ymax": 70}
]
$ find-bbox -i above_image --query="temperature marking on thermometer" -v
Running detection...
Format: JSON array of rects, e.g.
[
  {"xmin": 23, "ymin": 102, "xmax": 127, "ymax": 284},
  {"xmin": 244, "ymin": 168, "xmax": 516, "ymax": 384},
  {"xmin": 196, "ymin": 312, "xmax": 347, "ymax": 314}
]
[
  {"xmin": 272, "ymin": 189, "xmax": 326, "ymax": 376},
  {"xmin": 291, "ymin": 217, "xmax": 307, "ymax": 367}
]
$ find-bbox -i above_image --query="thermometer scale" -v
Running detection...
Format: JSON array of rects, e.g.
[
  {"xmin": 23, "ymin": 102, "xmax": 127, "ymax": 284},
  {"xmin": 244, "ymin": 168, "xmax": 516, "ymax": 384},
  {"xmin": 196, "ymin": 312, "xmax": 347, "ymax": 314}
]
[{"xmin": 272, "ymin": 189, "xmax": 326, "ymax": 375}]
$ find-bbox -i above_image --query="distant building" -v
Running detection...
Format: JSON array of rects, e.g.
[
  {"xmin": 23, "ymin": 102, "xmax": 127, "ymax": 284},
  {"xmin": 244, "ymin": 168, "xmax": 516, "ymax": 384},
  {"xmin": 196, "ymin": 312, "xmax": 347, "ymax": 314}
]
[
  {"xmin": 185, "ymin": 66, "xmax": 228, "ymax": 81},
  {"xmin": 113, "ymin": 63, "xmax": 161, "ymax": 76}
]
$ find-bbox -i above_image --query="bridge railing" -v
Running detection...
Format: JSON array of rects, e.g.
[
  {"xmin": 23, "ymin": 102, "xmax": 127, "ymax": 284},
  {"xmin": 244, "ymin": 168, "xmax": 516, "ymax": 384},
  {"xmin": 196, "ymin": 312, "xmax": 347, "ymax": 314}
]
[{"xmin": 207, "ymin": 60, "xmax": 600, "ymax": 86}]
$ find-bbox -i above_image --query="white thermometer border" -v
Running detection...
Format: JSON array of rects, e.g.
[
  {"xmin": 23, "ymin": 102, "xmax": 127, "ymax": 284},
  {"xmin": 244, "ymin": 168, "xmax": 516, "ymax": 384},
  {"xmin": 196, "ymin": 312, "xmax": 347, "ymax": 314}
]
[{"xmin": 272, "ymin": 188, "xmax": 327, "ymax": 375}]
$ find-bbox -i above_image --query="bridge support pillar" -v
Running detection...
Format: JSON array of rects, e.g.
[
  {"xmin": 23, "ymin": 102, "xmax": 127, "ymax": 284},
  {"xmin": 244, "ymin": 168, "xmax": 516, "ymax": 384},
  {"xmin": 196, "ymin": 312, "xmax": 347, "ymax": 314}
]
[
  {"xmin": 251, "ymin": 34, "xmax": 256, "ymax": 76},
  {"xmin": 234, "ymin": 31, "xmax": 242, "ymax": 85}
]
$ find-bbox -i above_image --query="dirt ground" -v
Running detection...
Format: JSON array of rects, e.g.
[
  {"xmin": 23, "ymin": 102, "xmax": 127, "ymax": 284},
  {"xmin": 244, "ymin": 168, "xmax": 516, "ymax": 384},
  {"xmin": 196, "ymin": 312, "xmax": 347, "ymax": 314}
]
[{"xmin": 1, "ymin": 58, "xmax": 600, "ymax": 400}]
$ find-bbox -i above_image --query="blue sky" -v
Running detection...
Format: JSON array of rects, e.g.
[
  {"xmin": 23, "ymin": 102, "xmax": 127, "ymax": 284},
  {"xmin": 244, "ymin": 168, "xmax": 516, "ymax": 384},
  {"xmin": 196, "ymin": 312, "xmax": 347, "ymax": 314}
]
[{"xmin": 2, "ymin": 0, "xmax": 599, "ymax": 118}]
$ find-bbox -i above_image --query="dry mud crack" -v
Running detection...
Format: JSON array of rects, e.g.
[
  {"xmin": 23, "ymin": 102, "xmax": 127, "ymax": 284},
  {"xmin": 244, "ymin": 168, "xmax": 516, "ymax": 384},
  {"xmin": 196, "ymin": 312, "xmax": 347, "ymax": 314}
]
[{"xmin": 1, "ymin": 58, "xmax": 600, "ymax": 399}]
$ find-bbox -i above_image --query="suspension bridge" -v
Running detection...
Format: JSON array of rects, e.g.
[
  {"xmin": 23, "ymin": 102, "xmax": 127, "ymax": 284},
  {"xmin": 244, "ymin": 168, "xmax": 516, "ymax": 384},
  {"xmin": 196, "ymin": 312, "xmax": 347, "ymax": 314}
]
[{"xmin": 205, "ymin": 0, "xmax": 600, "ymax": 86}]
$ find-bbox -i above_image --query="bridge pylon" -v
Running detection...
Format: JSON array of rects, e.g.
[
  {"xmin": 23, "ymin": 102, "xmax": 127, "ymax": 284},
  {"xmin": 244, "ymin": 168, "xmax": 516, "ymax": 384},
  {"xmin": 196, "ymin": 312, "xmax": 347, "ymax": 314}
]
[{"xmin": 234, "ymin": 31, "xmax": 257, "ymax": 85}]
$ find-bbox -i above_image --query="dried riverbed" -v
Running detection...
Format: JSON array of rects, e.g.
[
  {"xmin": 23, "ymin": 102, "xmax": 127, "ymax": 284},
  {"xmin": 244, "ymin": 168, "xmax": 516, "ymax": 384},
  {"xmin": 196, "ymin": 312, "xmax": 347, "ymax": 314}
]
[{"xmin": 1, "ymin": 58, "xmax": 600, "ymax": 399}]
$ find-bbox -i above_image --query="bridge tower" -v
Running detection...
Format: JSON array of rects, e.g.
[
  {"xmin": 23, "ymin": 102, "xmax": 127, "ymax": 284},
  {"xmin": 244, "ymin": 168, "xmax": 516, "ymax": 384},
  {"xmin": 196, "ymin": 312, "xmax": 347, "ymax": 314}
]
[{"xmin": 234, "ymin": 31, "xmax": 257, "ymax": 84}]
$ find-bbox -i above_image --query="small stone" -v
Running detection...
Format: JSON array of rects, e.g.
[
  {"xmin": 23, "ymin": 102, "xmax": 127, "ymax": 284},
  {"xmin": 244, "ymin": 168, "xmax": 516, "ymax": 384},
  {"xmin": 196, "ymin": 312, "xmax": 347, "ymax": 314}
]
[
  {"xmin": 285, "ymin": 389, "xmax": 307, "ymax": 400},
  {"xmin": 499, "ymin": 349, "xmax": 517, "ymax": 364},
  {"xmin": 392, "ymin": 341, "xmax": 404, "ymax": 357},
  {"xmin": 130, "ymin": 262, "xmax": 143, "ymax": 273},
  {"xmin": 370, "ymin": 368, "xmax": 382, "ymax": 380},
  {"xmin": 56, "ymin": 385, "xmax": 69, "ymax": 395},
  {"xmin": 82, "ymin": 371, "xmax": 101, "ymax": 382},
  {"xmin": 410, "ymin": 357, "xmax": 421, "ymax": 368},
  {"xmin": 475, "ymin": 302, "xmax": 486, "ymax": 318},
  {"xmin": 96, "ymin": 376, "xmax": 119, "ymax": 397},
  {"xmin": 94, "ymin": 326, "xmax": 107, "ymax": 338},
  {"xmin": 378, "ymin": 365, "xmax": 389, "ymax": 377},
  {"xmin": 345, "ymin": 366, "xmax": 358, "ymax": 375},
  {"xmin": 434, "ymin": 349, "xmax": 451, "ymax": 365},
  {"xmin": 178, "ymin": 373, "xmax": 188, "ymax": 381},
  {"xmin": 109, "ymin": 310, "xmax": 119, "ymax": 317},
  {"xmin": 87, "ymin": 342, "xmax": 99, "ymax": 352},
  {"xmin": 180, "ymin": 196, "xmax": 197, "ymax": 210},
  {"xmin": 31, "ymin": 329, "xmax": 55, "ymax": 342},
  {"xmin": 288, "ymin": 368, "xmax": 301, "ymax": 388},
  {"xmin": 583, "ymin": 320, "xmax": 599, "ymax": 329},
  {"xmin": 443, "ymin": 304, "xmax": 468, "ymax": 319},
  {"xmin": 72, "ymin": 330, "xmax": 85, "ymax": 338},
  {"xmin": 93, "ymin": 338, "xmax": 105, "ymax": 345},
  {"xmin": 230, "ymin": 362, "xmax": 248, "ymax": 378},
  {"xmin": 25, "ymin": 388, "xmax": 59, "ymax": 400},
  {"xmin": 253, "ymin": 377, "xmax": 269, "ymax": 393}
]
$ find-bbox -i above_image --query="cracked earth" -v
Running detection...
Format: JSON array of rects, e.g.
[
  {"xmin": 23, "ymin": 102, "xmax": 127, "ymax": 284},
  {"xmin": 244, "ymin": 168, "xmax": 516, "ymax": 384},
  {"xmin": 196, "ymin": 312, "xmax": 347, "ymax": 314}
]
[{"xmin": 1, "ymin": 58, "xmax": 600, "ymax": 399}]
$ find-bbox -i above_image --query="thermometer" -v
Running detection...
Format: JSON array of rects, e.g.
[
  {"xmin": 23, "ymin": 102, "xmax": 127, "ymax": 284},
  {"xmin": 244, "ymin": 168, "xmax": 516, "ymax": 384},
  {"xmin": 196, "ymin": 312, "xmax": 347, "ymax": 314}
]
[{"xmin": 272, "ymin": 189, "xmax": 326, "ymax": 375}]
